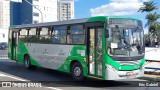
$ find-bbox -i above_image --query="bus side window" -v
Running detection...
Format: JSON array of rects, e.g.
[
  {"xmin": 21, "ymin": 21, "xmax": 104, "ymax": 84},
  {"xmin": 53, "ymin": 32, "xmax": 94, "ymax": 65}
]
[
  {"xmin": 39, "ymin": 27, "xmax": 51, "ymax": 44},
  {"xmin": 52, "ymin": 27, "xmax": 60, "ymax": 44},
  {"xmin": 28, "ymin": 28, "xmax": 38, "ymax": 43},
  {"xmin": 70, "ymin": 25, "xmax": 85, "ymax": 44},
  {"xmin": 19, "ymin": 29, "xmax": 28, "ymax": 42},
  {"xmin": 52, "ymin": 26, "xmax": 66, "ymax": 44}
]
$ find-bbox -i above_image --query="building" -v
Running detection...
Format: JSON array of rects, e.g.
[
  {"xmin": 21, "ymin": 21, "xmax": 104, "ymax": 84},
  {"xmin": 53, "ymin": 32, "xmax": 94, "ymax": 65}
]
[
  {"xmin": 0, "ymin": 0, "xmax": 75, "ymax": 26},
  {"xmin": 1, "ymin": 0, "xmax": 75, "ymax": 26},
  {"xmin": 58, "ymin": 0, "xmax": 74, "ymax": 21},
  {"xmin": 31, "ymin": 0, "xmax": 58, "ymax": 23},
  {"xmin": 10, "ymin": 0, "xmax": 58, "ymax": 25},
  {"xmin": 0, "ymin": 0, "xmax": 20, "ymax": 42},
  {"xmin": 0, "ymin": 28, "xmax": 8, "ymax": 42},
  {"xmin": 0, "ymin": 0, "xmax": 10, "ymax": 29}
]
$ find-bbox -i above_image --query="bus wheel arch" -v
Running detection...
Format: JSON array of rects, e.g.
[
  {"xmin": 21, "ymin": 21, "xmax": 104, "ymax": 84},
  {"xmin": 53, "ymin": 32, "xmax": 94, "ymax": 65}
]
[{"xmin": 70, "ymin": 60, "xmax": 85, "ymax": 81}]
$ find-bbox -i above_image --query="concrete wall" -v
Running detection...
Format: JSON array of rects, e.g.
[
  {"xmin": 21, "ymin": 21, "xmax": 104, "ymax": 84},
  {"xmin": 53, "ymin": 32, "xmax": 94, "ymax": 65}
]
[{"xmin": 145, "ymin": 47, "xmax": 160, "ymax": 61}]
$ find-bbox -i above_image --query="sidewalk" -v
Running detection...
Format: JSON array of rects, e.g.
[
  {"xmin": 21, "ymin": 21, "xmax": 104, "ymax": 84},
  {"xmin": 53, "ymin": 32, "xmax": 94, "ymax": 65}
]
[{"xmin": 138, "ymin": 74, "xmax": 160, "ymax": 82}]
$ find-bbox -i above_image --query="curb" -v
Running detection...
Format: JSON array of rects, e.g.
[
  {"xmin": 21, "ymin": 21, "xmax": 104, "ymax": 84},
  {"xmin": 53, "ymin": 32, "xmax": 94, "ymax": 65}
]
[
  {"xmin": 144, "ymin": 71, "xmax": 160, "ymax": 75},
  {"xmin": 138, "ymin": 75, "xmax": 160, "ymax": 82}
]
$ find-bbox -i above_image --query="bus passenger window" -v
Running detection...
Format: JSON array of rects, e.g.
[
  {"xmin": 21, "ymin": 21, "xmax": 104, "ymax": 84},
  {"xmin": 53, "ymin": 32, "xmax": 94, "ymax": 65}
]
[
  {"xmin": 52, "ymin": 26, "xmax": 66, "ymax": 44},
  {"xmin": 28, "ymin": 28, "xmax": 38, "ymax": 43},
  {"xmin": 70, "ymin": 25, "xmax": 85, "ymax": 44},
  {"xmin": 39, "ymin": 27, "xmax": 51, "ymax": 44},
  {"xmin": 19, "ymin": 29, "xmax": 28, "ymax": 42}
]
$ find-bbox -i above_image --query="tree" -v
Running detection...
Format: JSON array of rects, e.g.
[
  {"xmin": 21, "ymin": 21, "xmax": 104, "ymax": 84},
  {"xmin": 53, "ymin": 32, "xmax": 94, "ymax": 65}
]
[
  {"xmin": 145, "ymin": 12, "xmax": 160, "ymax": 32},
  {"xmin": 156, "ymin": 23, "xmax": 160, "ymax": 43},
  {"xmin": 144, "ymin": 34, "xmax": 150, "ymax": 46},
  {"xmin": 138, "ymin": 1, "xmax": 158, "ymax": 13},
  {"xmin": 138, "ymin": 1, "xmax": 159, "ymax": 46}
]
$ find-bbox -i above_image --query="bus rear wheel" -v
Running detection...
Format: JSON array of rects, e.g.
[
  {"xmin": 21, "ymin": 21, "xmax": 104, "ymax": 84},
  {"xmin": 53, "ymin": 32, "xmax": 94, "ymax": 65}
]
[
  {"xmin": 71, "ymin": 62, "xmax": 85, "ymax": 81},
  {"xmin": 24, "ymin": 55, "xmax": 33, "ymax": 69}
]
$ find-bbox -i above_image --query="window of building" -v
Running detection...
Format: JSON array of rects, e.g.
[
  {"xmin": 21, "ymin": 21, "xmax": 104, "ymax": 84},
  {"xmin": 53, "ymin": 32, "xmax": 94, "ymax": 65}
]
[
  {"xmin": 33, "ymin": 12, "xmax": 39, "ymax": 17},
  {"xmin": 33, "ymin": 20, "xmax": 39, "ymax": 23}
]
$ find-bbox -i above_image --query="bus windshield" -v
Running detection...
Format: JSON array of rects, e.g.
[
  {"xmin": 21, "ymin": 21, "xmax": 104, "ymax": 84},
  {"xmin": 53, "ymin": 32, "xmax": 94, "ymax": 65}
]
[{"xmin": 107, "ymin": 27, "xmax": 144, "ymax": 57}]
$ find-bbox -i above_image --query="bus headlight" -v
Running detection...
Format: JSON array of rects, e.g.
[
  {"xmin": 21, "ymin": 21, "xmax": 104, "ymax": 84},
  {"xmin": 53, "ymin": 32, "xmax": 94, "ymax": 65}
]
[{"xmin": 106, "ymin": 64, "xmax": 116, "ymax": 71}]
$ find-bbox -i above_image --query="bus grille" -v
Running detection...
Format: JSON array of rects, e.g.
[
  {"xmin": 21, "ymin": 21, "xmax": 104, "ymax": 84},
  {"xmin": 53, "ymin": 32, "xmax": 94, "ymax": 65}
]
[{"xmin": 116, "ymin": 60, "xmax": 141, "ymax": 66}]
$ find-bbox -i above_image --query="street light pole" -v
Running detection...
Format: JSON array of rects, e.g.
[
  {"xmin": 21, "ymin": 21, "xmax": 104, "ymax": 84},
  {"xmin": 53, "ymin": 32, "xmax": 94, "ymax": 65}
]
[
  {"xmin": 24, "ymin": 0, "xmax": 43, "ymax": 23},
  {"xmin": 23, "ymin": 20, "xmax": 28, "ymax": 24}
]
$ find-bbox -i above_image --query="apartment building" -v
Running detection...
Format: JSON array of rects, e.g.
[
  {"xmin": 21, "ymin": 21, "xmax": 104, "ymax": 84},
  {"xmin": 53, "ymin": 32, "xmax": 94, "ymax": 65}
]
[
  {"xmin": 58, "ymin": 0, "xmax": 74, "ymax": 21},
  {"xmin": 0, "ymin": 0, "xmax": 10, "ymax": 29}
]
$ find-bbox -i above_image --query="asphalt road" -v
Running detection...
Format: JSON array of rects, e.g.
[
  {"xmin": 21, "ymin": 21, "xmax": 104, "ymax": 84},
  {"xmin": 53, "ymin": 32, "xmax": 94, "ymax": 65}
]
[
  {"xmin": 0, "ymin": 49, "xmax": 7, "ymax": 56},
  {"xmin": 0, "ymin": 50, "xmax": 160, "ymax": 90}
]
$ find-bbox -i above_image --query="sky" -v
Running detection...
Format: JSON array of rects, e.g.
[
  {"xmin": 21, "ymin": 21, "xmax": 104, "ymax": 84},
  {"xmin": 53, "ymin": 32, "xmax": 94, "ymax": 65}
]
[{"xmin": 74, "ymin": 0, "xmax": 160, "ymax": 34}]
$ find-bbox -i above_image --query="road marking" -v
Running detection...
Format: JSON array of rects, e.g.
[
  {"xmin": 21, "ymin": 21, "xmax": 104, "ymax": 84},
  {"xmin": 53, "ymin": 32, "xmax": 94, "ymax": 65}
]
[
  {"xmin": 45, "ymin": 87, "xmax": 62, "ymax": 90},
  {"xmin": 0, "ymin": 73, "xmax": 62, "ymax": 90},
  {"xmin": 0, "ymin": 56, "xmax": 9, "ymax": 59},
  {"xmin": 0, "ymin": 73, "xmax": 27, "ymax": 81}
]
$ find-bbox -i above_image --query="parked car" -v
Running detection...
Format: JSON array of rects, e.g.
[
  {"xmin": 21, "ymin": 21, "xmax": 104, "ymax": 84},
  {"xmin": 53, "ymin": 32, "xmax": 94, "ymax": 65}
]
[{"xmin": 0, "ymin": 42, "xmax": 7, "ymax": 50}]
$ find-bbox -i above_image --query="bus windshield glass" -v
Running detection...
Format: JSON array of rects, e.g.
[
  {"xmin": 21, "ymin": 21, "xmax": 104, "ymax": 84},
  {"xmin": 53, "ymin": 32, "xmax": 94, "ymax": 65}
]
[{"xmin": 107, "ymin": 26, "xmax": 144, "ymax": 57}]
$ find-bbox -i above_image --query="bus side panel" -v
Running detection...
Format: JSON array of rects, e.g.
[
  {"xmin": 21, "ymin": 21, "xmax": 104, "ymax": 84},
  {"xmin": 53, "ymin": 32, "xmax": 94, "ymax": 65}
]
[
  {"xmin": 23, "ymin": 43, "xmax": 74, "ymax": 70},
  {"xmin": 16, "ymin": 42, "xmax": 41, "ymax": 66},
  {"xmin": 57, "ymin": 45, "xmax": 87, "ymax": 76},
  {"xmin": 23, "ymin": 43, "xmax": 87, "ymax": 76},
  {"xmin": 15, "ymin": 43, "xmax": 87, "ymax": 76}
]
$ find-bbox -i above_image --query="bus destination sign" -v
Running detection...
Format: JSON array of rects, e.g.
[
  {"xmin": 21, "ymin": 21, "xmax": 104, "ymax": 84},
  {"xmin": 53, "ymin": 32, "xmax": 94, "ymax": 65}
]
[{"xmin": 109, "ymin": 18, "xmax": 142, "ymax": 26}]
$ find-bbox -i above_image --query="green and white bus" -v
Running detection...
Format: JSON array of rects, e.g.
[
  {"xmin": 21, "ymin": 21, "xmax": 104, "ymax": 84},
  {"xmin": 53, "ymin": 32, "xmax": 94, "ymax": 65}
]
[{"xmin": 8, "ymin": 16, "xmax": 145, "ymax": 80}]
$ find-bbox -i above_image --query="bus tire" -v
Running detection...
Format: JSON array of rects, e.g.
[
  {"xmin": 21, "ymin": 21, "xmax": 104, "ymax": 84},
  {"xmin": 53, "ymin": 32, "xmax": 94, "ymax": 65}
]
[
  {"xmin": 71, "ymin": 62, "xmax": 85, "ymax": 81},
  {"xmin": 24, "ymin": 55, "xmax": 33, "ymax": 69}
]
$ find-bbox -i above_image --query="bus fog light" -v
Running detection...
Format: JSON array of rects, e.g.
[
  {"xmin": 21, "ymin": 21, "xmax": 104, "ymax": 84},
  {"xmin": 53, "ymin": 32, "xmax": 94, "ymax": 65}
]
[
  {"xmin": 119, "ymin": 67, "xmax": 121, "ymax": 70},
  {"xmin": 106, "ymin": 64, "xmax": 116, "ymax": 71}
]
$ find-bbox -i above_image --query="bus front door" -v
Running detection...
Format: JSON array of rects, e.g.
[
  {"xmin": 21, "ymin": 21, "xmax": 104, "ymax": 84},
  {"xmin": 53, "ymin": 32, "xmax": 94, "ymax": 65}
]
[
  {"xmin": 12, "ymin": 31, "xmax": 18, "ymax": 60},
  {"xmin": 88, "ymin": 27, "xmax": 103, "ymax": 77}
]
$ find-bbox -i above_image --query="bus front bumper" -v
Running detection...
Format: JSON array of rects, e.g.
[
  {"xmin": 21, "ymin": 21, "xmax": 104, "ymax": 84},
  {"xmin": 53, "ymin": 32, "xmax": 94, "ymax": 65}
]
[{"xmin": 105, "ymin": 64, "xmax": 145, "ymax": 80}]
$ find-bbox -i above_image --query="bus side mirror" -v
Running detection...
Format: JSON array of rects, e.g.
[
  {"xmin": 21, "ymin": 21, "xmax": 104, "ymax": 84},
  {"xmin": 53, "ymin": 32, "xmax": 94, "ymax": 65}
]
[{"xmin": 105, "ymin": 29, "xmax": 109, "ymax": 38}]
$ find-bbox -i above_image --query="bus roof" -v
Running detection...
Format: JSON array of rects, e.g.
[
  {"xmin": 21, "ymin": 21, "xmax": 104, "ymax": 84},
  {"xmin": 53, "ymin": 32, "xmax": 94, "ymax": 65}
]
[
  {"xmin": 10, "ymin": 18, "xmax": 89, "ymax": 29},
  {"xmin": 10, "ymin": 16, "xmax": 141, "ymax": 29}
]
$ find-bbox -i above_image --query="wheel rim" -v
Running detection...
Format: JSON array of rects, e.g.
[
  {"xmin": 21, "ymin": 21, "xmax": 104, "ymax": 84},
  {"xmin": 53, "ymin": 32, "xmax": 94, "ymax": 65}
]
[
  {"xmin": 74, "ymin": 67, "xmax": 81, "ymax": 77},
  {"xmin": 25, "ymin": 57, "xmax": 29, "ymax": 67}
]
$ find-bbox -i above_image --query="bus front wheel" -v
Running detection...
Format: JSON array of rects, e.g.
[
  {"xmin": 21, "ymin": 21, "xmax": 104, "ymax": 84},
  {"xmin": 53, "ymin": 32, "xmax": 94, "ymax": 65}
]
[
  {"xmin": 71, "ymin": 62, "xmax": 85, "ymax": 81},
  {"xmin": 24, "ymin": 55, "xmax": 33, "ymax": 69}
]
